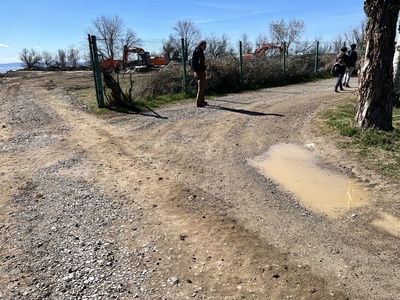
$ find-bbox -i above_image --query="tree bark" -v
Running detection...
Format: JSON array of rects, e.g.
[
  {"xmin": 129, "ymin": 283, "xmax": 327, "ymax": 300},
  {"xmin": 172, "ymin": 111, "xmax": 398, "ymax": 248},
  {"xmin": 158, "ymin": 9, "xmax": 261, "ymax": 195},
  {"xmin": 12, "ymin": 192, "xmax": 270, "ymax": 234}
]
[
  {"xmin": 355, "ymin": 0, "xmax": 400, "ymax": 130},
  {"xmin": 102, "ymin": 71, "xmax": 123, "ymax": 105}
]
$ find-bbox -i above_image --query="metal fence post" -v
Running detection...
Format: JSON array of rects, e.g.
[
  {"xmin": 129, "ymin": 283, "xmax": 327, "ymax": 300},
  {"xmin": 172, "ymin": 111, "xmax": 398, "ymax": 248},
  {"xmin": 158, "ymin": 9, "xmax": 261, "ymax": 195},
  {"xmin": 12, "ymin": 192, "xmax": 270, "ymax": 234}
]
[
  {"xmin": 88, "ymin": 35, "xmax": 104, "ymax": 108},
  {"xmin": 181, "ymin": 38, "xmax": 188, "ymax": 94},
  {"xmin": 314, "ymin": 41, "xmax": 319, "ymax": 73},
  {"xmin": 283, "ymin": 42, "xmax": 287, "ymax": 77},
  {"xmin": 239, "ymin": 41, "xmax": 243, "ymax": 88}
]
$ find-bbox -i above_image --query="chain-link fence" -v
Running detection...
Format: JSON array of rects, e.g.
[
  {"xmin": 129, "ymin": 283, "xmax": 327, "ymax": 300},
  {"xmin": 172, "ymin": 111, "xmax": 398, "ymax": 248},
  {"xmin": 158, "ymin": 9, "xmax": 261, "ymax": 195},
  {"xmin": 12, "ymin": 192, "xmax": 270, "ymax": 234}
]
[{"xmin": 89, "ymin": 36, "xmax": 359, "ymax": 108}]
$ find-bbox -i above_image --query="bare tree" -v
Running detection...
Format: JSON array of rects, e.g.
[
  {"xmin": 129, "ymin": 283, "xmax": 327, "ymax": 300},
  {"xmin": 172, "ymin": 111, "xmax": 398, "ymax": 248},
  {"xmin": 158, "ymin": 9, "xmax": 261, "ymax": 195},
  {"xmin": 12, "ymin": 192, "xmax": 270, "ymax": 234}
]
[
  {"xmin": 255, "ymin": 33, "xmax": 268, "ymax": 50},
  {"xmin": 332, "ymin": 34, "xmax": 346, "ymax": 53},
  {"xmin": 42, "ymin": 51, "xmax": 55, "ymax": 67},
  {"xmin": 343, "ymin": 19, "xmax": 366, "ymax": 48},
  {"xmin": 168, "ymin": 19, "xmax": 201, "ymax": 60},
  {"xmin": 19, "ymin": 48, "xmax": 42, "ymax": 69},
  {"xmin": 269, "ymin": 19, "xmax": 306, "ymax": 56},
  {"xmin": 87, "ymin": 15, "xmax": 140, "ymax": 60},
  {"xmin": 355, "ymin": 0, "xmax": 400, "ymax": 131},
  {"xmin": 56, "ymin": 49, "xmax": 67, "ymax": 69},
  {"xmin": 68, "ymin": 45, "xmax": 80, "ymax": 68},
  {"xmin": 309, "ymin": 36, "xmax": 334, "ymax": 54},
  {"xmin": 162, "ymin": 38, "xmax": 180, "ymax": 61},
  {"xmin": 240, "ymin": 33, "xmax": 253, "ymax": 54},
  {"xmin": 122, "ymin": 28, "xmax": 142, "ymax": 49},
  {"xmin": 204, "ymin": 33, "xmax": 230, "ymax": 58},
  {"xmin": 294, "ymin": 39, "xmax": 318, "ymax": 55}
]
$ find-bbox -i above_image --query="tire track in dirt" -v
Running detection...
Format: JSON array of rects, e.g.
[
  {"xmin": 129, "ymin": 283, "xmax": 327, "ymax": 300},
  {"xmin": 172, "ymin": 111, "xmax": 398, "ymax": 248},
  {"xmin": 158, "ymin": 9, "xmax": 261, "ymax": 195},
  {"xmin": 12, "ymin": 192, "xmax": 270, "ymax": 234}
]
[
  {"xmin": 1, "ymin": 73, "xmax": 398, "ymax": 299},
  {"xmin": 18, "ymin": 80, "xmax": 351, "ymax": 299}
]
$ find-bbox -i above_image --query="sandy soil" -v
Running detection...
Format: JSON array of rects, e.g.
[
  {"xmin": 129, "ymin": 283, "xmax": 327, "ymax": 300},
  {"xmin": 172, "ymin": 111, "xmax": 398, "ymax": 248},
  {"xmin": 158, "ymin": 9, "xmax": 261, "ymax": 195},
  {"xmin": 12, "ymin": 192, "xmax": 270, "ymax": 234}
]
[{"xmin": 0, "ymin": 71, "xmax": 399, "ymax": 300}]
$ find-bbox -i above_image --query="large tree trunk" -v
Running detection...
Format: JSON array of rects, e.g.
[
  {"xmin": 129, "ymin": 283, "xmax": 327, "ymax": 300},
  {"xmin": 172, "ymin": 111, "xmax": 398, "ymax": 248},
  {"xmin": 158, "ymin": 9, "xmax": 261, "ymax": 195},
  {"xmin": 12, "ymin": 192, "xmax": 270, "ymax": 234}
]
[{"xmin": 355, "ymin": 0, "xmax": 400, "ymax": 131}]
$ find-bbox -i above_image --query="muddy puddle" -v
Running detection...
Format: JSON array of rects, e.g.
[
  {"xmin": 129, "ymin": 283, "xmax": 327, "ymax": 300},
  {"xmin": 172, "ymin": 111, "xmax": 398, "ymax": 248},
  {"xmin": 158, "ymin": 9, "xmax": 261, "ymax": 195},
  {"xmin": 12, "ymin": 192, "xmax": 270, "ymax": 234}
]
[{"xmin": 250, "ymin": 143, "xmax": 371, "ymax": 219}]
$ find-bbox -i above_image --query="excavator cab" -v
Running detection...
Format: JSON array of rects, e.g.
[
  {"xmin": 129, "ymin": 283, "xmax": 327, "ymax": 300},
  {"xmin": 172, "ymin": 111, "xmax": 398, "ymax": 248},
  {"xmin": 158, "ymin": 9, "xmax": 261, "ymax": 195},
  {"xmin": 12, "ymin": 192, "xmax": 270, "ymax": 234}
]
[{"xmin": 123, "ymin": 45, "xmax": 167, "ymax": 71}]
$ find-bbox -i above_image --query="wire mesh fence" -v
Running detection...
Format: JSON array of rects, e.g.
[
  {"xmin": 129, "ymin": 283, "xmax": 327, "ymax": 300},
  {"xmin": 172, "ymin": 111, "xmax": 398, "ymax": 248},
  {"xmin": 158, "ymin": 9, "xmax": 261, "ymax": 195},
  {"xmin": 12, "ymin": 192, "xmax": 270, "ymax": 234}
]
[{"xmin": 89, "ymin": 37, "xmax": 358, "ymax": 108}]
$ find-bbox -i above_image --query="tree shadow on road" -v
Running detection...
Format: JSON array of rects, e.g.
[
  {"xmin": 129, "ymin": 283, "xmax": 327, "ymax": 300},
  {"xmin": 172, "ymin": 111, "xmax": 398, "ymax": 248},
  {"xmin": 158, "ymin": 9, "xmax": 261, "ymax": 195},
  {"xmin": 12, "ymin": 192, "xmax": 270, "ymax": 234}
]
[
  {"xmin": 207, "ymin": 104, "xmax": 285, "ymax": 117},
  {"xmin": 108, "ymin": 106, "xmax": 168, "ymax": 119}
]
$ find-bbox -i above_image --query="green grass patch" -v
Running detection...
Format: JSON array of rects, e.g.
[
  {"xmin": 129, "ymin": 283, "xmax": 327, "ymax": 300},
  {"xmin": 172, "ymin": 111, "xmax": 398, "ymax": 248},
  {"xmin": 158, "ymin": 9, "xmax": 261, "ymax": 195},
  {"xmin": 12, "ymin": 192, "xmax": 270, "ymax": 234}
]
[
  {"xmin": 133, "ymin": 92, "xmax": 188, "ymax": 109},
  {"xmin": 320, "ymin": 99, "xmax": 400, "ymax": 181}
]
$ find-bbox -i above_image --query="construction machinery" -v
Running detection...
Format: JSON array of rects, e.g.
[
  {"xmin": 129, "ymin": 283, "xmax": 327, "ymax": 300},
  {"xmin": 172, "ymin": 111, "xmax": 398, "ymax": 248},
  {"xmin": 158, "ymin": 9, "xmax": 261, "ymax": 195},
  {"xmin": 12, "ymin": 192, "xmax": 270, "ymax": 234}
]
[
  {"xmin": 99, "ymin": 58, "xmax": 123, "ymax": 72},
  {"xmin": 123, "ymin": 45, "xmax": 167, "ymax": 71},
  {"xmin": 242, "ymin": 43, "xmax": 284, "ymax": 60},
  {"xmin": 98, "ymin": 45, "xmax": 167, "ymax": 72}
]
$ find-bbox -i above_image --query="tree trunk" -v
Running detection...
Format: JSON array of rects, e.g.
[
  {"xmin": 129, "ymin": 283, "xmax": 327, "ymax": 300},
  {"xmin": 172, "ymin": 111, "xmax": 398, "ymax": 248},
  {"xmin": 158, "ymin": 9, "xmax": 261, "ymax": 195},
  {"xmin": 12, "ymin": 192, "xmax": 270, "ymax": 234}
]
[
  {"xmin": 102, "ymin": 71, "xmax": 124, "ymax": 105},
  {"xmin": 355, "ymin": 0, "xmax": 400, "ymax": 131}
]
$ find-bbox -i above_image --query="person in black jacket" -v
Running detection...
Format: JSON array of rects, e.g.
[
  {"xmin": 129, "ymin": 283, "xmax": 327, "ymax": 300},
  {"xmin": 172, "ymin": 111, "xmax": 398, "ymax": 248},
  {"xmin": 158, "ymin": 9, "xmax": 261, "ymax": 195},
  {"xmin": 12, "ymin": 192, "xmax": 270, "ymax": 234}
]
[
  {"xmin": 191, "ymin": 40, "xmax": 207, "ymax": 107},
  {"xmin": 343, "ymin": 44, "xmax": 358, "ymax": 87}
]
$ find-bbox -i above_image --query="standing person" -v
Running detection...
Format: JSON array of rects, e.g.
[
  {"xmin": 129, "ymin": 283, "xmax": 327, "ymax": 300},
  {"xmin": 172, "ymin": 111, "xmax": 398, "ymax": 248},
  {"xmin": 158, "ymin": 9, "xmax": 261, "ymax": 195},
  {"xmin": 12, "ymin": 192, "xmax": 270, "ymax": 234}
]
[
  {"xmin": 191, "ymin": 40, "xmax": 207, "ymax": 107},
  {"xmin": 334, "ymin": 46, "xmax": 348, "ymax": 92},
  {"xmin": 343, "ymin": 44, "xmax": 358, "ymax": 87}
]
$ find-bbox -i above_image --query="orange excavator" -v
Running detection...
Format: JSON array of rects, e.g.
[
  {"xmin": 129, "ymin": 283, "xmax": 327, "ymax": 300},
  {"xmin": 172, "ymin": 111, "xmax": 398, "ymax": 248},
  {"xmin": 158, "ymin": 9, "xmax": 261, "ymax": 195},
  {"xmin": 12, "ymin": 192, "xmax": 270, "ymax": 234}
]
[
  {"xmin": 242, "ymin": 43, "xmax": 284, "ymax": 60},
  {"xmin": 99, "ymin": 58, "xmax": 123, "ymax": 71},
  {"xmin": 98, "ymin": 45, "xmax": 167, "ymax": 72},
  {"xmin": 123, "ymin": 45, "xmax": 167, "ymax": 70}
]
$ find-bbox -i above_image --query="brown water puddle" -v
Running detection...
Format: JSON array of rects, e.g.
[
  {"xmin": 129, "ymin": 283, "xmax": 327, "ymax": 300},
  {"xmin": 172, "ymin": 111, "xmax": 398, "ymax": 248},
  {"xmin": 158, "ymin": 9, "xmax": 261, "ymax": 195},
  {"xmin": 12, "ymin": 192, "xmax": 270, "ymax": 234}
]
[{"xmin": 250, "ymin": 143, "xmax": 371, "ymax": 219}]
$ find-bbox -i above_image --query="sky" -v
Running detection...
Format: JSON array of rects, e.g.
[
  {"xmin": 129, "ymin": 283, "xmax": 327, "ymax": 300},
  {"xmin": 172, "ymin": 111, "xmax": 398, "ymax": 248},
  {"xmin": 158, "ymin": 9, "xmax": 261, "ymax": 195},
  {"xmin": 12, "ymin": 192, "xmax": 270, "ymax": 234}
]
[{"xmin": 0, "ymin": 0, "xmax": 365, "ymax": 64}]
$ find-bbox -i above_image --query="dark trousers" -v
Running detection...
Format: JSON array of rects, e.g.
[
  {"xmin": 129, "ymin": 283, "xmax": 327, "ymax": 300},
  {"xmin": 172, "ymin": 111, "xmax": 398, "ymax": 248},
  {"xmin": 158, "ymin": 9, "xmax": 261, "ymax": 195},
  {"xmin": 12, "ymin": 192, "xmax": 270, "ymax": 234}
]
[
  {"xmin": 335, "ymin": 73, "xmax": 344, "ymax": 91},
  {"xmin": 194, "ymin": 71, "xmax": 206, "ymax": 105}
]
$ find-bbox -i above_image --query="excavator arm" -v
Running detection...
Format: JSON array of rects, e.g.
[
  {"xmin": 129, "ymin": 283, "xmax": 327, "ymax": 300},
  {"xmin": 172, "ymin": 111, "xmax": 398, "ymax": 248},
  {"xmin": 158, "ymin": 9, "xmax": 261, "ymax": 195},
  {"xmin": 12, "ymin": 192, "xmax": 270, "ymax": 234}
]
[
  {"xmin": 254, "ymin": 43, "xmax": 284, "ymax": 57},
  {"xmin": 123, "ymin": 45, "xmax": 146, "ymax": 66}
]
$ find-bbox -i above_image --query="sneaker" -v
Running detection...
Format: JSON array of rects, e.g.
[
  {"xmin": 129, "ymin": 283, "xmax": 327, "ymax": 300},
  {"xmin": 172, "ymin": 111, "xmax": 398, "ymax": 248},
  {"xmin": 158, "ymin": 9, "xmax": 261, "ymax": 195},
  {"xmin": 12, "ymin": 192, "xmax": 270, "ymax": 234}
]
[
  {"xmin": 340, "ymin": 88, "xmax": 345, "ymax": 91},
  {"xmin": 334, "ymin": 89, "xmax": 339, "ymax": 93},
  {"xmin": 197, "ymin": 103, "xmax": 206, "ymax": 107},
  {"xmin": 345, "ymin": 84, "xmax": 350, "ymax": 88}
]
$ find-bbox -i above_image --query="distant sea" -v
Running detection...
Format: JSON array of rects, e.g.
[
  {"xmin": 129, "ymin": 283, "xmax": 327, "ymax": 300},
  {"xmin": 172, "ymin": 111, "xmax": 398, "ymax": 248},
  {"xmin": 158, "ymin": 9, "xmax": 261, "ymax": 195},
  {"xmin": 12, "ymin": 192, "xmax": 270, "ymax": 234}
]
[{"xmin": 0, "ymin": 63, "xmax": 23, "ymax": 73}]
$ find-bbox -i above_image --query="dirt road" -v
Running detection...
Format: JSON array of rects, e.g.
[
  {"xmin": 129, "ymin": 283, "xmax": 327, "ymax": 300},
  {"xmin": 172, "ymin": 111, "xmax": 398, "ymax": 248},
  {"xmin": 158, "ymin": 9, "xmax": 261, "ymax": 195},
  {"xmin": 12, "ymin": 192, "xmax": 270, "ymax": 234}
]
[{"xmin": 0, "ymin": 71, "xmax": 399, "ymax": 299}]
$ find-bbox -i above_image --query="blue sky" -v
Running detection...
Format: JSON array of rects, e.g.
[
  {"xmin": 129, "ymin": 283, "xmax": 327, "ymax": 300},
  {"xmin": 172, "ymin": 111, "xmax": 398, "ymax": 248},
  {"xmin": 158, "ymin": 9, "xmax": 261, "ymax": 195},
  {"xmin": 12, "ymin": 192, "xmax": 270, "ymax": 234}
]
[{"xmin": 0, "ymin": 0, "xmax": 365, "ymax": 64}]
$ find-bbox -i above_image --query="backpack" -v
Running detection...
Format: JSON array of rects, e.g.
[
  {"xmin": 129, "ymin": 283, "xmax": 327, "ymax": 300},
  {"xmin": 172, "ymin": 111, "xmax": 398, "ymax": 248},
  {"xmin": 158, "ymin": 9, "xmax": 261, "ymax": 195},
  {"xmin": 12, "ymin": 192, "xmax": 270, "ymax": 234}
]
[
  {"xmin": 330, "ymin": 54, "xmax": 344, "ymax": 76},
  {"xmin": 330, "ymin": 64, "xmax": 338, "ymax": 76}
]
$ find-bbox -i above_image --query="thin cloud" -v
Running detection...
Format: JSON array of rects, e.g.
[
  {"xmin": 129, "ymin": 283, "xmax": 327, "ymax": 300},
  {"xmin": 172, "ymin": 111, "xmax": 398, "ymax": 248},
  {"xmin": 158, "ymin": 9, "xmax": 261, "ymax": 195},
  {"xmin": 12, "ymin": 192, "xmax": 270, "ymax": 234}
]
[
  {"xmin": 0, "ymin": 44, "xmax": 10, "ymax": 48},
  {"xmin": 195, "ymin": 2, "xmax": 255, "ymax": 11},
  {"xmin": 195, "ymin": 2, "xmax": 275, "ymax": 14}
]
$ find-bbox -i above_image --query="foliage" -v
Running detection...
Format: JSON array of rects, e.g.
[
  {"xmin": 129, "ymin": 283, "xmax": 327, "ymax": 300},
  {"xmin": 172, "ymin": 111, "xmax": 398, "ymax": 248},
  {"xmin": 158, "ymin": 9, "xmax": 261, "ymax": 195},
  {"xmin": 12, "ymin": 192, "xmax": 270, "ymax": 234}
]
[
  {"xmin": 203, "ymin": 56, "xmax": 242, "ymax": 94},
  {"xmin": 99, "ymin": 49, "xmax": 335, "ymax": 109},
  {"xmin": 320, "ymin": 99, "xmax": 400, "ymax": 181}
]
